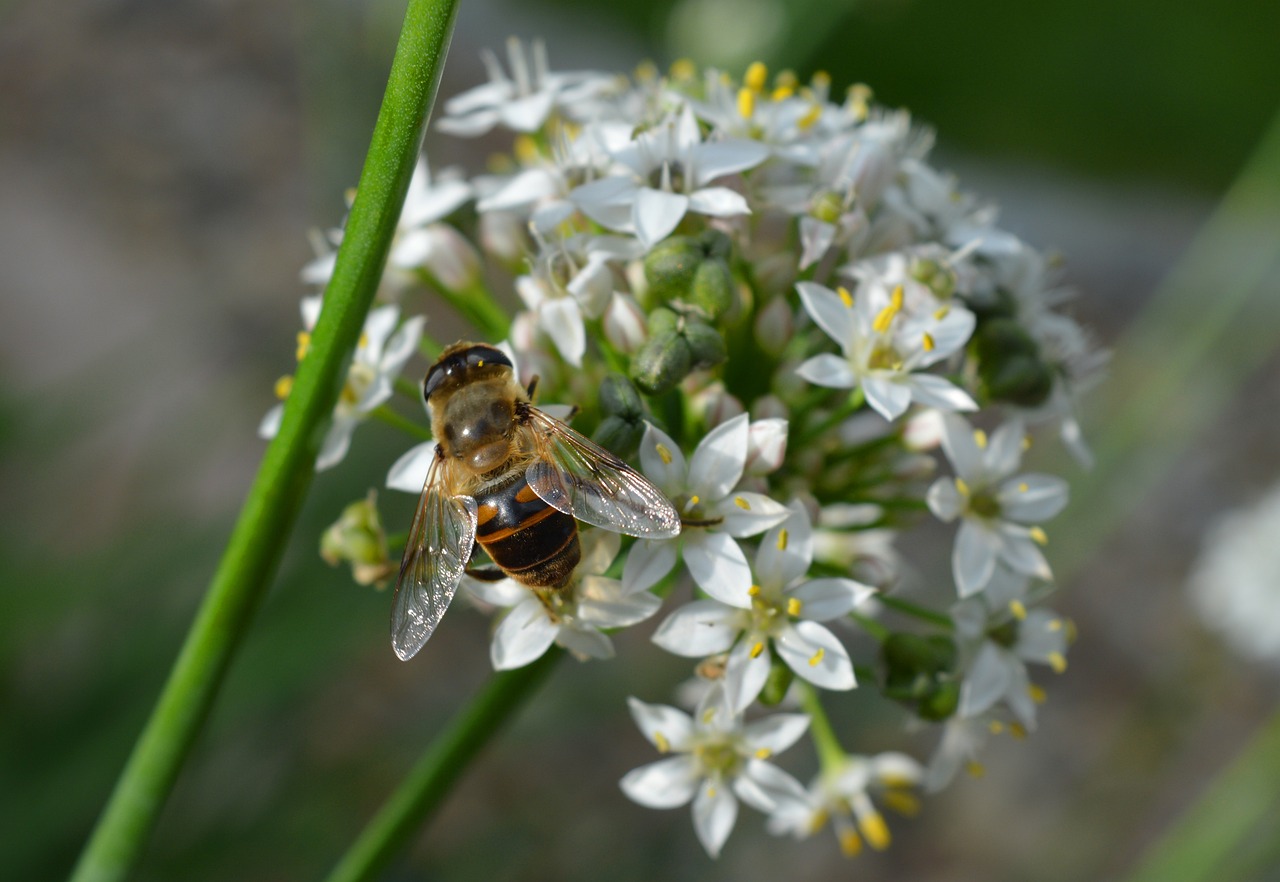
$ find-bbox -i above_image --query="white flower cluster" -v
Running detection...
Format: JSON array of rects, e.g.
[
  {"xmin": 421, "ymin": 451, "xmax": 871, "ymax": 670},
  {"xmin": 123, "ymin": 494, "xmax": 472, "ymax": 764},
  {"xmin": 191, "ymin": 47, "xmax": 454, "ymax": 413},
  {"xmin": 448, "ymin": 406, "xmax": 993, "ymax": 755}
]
[{"xmin": 282, "ymin": 40, "xmax": 1103, "ymax": 859}]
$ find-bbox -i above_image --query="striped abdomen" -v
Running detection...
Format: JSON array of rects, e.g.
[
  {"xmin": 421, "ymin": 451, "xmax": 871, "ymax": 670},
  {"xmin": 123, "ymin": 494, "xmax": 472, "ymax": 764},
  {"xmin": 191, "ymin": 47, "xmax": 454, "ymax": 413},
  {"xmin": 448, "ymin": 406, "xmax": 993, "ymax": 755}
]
[{"xmin": 474, "ymin": 469, "xmax": 580, "ymax": 589}]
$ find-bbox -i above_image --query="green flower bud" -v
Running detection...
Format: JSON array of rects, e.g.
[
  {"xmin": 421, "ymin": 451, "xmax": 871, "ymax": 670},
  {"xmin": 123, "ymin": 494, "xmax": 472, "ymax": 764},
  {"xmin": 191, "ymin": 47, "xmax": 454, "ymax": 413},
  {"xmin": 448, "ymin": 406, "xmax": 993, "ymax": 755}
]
[
  {"xmin": 643, "ymin": 236, "xmax": 702, "ymax": 307},
  {"xmin": 909, "ymin": 256, "xmax": 956, "ymax": 299},
  {"xmin": 881, "ymin": 632, "xmax": 959, "ymax": 720},
  {"xmin": 320, "ymin": 490, "xmax": 393, "ymax": 587},
  {"xmin": 593, "ymin": 415, "xmax": 645, "ymax": 459},
  {"xmin": 681, "ymin": 319, "xmax": 727, "ymax": 368},
  {"xmin": 598, "ymin": 374, "xmax": 644, "ymax": 421},
  {"xmin": 647, "ymin": 306, "xmax": 680, "ymax": 338},
  {"xmin": 687, "ymin": 257, "xmax": 734, "ymax": 320},
  {"xmin": 758, "ymin": 655, "xmax": 796, "ymax": 706},
  {"xmin": 917, "ymin": 680, "xmax": 960, "ymax": 722},
  {"xmin": 631, "ymin": 329, "xmax": 692, "ymax": 395},
  {"xmin": 811, "ymin": 189, "xmax": 844, "ymax": 224},
  {"xmin": 643, "ymin": 231, "xmax": 737, "ymax": 319},
  {"xmin": 972, "ymin": 318, "xmax": 1053, "ymax": 407}
]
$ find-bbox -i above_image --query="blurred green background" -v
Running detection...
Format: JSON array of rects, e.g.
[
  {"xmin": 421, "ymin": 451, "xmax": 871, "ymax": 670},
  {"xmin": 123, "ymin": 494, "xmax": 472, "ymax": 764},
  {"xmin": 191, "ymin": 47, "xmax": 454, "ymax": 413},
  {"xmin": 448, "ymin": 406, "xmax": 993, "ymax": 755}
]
[{"xmin": 3, "ymin": 0, "xmax": 1279, "ymax": 880}]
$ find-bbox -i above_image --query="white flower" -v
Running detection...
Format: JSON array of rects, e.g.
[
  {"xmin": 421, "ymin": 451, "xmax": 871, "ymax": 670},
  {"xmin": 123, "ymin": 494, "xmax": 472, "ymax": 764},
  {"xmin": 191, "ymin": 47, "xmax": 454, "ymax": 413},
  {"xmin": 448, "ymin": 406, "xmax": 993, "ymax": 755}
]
[
  {"xmin": 570, "ymin": 103, "xmax": 769, "ymax": 250},
  {"xmin": 260, "ymin": 298, "xmax": 423, "ymax": 470},
  {"xmin": 925, "ymin": 414, "xmax": 1069, "ymax": 596},
  {"xmin": 435, "ymin": 37, "xmax": 618, "ymax": 137},
  {"xmin": 923, "ymin": 711, "xmax": 998, "ymax": 793},
  {"xmin": 1188, "ymin": 482, "xmax": 1280, "ymax": 663},
  {"xmin": 652, "ymin": 502, "xmax": 875, "ymax": 712},
  {"xmin": 768, "ymin": 752, "xmax": 923, "ymax": 857},
  {"xmin": 624, "ymin": 414, "xmax": 790, "ymax": 604},
  {"xmin": 619, "ymin": 691, "xmax": 809, "ymax": 857},
  {"xmin": 485, "ymin": 530, "xmax": 662, "ymax": 670},
  {"xmin": 794, "ymin": 278, "xmax": 977, "ymax": 422}
]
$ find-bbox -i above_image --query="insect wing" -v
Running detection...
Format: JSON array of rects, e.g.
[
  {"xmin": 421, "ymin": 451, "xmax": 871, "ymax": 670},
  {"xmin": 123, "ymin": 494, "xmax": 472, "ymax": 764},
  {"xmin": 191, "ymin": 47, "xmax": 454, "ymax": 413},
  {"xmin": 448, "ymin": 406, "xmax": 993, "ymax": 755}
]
[
  {"xmin": 524, "ymin": 408, "xmax": 681, "ymax": 539},
  {"xmin": 390, "ymin": 454, "xmax": 478, "ymax": 660}
]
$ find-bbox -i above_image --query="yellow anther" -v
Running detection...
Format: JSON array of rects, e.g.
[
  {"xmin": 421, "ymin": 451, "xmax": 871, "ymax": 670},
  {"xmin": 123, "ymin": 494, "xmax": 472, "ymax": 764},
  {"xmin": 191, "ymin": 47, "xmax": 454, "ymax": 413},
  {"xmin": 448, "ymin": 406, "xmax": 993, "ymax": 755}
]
[
  {"xmin": 1009, "ymin": 599, "xmax": 1027, "ymax": 621},
  {"xmin": 1028, "ymin": 683, "xmax": 1048, "ymax": 704},
  {"xmin": 296, "ymin": 331, "xmax": 312, "ymax": 361},
  {"xmin": 973, "ymin": 429, "xmax": 988, "ymax": 449},
  {"xmin": 859, "ymin": 811, "xmax": 891, "ymax": 851},
  {"xmin": 812, "ymin": 70, "xmax": 831, "ymax": 89},
  {"xmin": 882, "ymin": 790, "xmax": 921, "ymax": 817},
  {"xmin": 1022, "ymin": 435, "xmax": 1033, "ymax": 450},
  {"xmin": 1018, "ymin": 481, "xmax": 1029, "ymax": 492},
  {"xmin": 787, "ymin": 597, "xmax": 803, "ymax": 616},
  {"xmin": 966, "ymin": 760, "xmax": 986, "ymax": 778},
  {"xmin": 1048, "ymin": 652, "xmax": 1068, "ymax": 674},
  {"xmin": 808, "ymin": 647, "xmax": 825, "ymax": 667},
  {"xmin": 777, "ymin": 528, "xmax": 789, "ymax": 551},
  {"xmin": 754, "ymin": 747, "xmax": 772, "ymax": 760},
  {"xmin": 750, "ymin": 641, "xmax": 766, "ymax": 659},
  {"xmin": 655, "ymin": 443, "xmax": 673, "ymax": 465},
  {"xmin": 734, "ymin": 495, "xmax": 751, "ymax": 510},
  {"xmin": 1066, "ymin": 619, "xmax": 1079, "ymax": 643},
  {"xmin": 1029, "ymin": 526, "xmax": 1049, "ymax": 546},
  {"xmin": 719, "ymin": 71, "xmax": 732, "ymax": 86},
  {"xmin": 988, "ymin": 720, "xmax": 1005, "ymax": 735},
  {"xmin": 340, "ymin": 383, "xmax": 359, "ymax": 404},
  {"xmin": 357, "ymin": 331, "xmax": 370, "ymax": 350},
  {"xmin": 687, "ymin": 494, "xmax": 701, "ymax": 508},
  {"xmin": 955, "ymin": 477, "xmax": 971, "ymax": 497},
  {"xmin": 775, "ymin": 69, "xmax": 799, "ymax": 91},
  {"xmin": 703, "ymin": 707, "xmax": 717, "ymax": 723},
  {"xmin": 669, "ymin": 58, "xmax": 696, "ymax": 80},
  {"xmin": 798, "ymin": 103, "xmax": 823, "ymax": 130},
  {"xmin": 808, "ymin": 808, "xmax": 830, "ymax": 835},
  {"xmin": 744, "ymin": 61, "xmax": 768, "ymax": 92},
  {"xmin": 1048, "ymin": 618, "xmax": 1063, "ymax": 631},
  {"xmin": 274, "ymin": 375, "xmax": 294, "ymax": 400},
  {"xmin": 653, "ymin": 731, "xmax": 671, "ymax": 753},
  {"xmin": 513, "ymin": 134, "xmax": 540, "ymax": 164},
  {"xmin": 872, "ymin": 286, "xmax": 904, "ymax": 333},
  {"xmin": 634, "ymin": 59, "xmax": 658, "ymax": 83},
  {"xmin": 748, "ymin": 584, "xmax": 762, "ymax": 597},
  {"xmin": 737, "ymin": 87, "xmax": 755, "ymax": 119},
  {"xmin": 934, "ymin": 305, "xmax": 951, "ymax": 320},
  {"xmin": 770, "ymin": 85, "xmax": 795, "ymax": 101},
  {"xmin": 1009, "ymin": 722, "xmax": 1028, "ymax": 740},
  {"xmin": 837, "ymin": 285, "xmax": 854, "ymax": 307},
  {"xmin": 706, "ymin": 785, "xmax": 717, "ymax": 798},
  {"xmin": 839, "ymin": 829, "xmax": 863, "ymax": 857},
  {"xmin": 922, "ymin": 332, "xmax": 936, "ymax": 352},
  {"xmin": 847, "ymin": 83, "xmax": 872, "ymax": 121}
]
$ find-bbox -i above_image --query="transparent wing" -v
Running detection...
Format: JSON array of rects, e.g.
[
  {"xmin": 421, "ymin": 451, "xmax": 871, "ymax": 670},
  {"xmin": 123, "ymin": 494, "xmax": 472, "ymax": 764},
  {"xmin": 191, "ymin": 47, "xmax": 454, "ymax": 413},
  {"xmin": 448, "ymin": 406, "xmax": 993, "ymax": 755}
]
[
  {"xmin": 390, "ymin": 452, "xmax": 478, "ymax": 661},
  {"xmin": 524, "ymin": 407, "xmax": 681, "ymax": 539}
]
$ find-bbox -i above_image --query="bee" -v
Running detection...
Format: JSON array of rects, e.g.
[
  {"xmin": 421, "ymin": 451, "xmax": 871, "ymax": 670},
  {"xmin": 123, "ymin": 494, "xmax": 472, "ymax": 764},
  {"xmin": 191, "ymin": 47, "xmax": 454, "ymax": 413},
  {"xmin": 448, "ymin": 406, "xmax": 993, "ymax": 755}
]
[{"xmin": 390, "ymin": 341, "xmax": 682, "ymax": 660}]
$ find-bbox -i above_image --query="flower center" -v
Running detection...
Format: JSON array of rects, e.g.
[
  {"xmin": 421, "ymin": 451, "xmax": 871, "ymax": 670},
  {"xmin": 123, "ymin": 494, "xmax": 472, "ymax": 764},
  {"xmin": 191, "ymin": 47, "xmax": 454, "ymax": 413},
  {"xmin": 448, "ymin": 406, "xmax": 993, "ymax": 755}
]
[
  {"xmin": 677, "ymin": 494, "xmax": 723, "ymax": 529},
  {"xmin": 694, "ymin": 738, "xmax": 741, "ymax": 777}
]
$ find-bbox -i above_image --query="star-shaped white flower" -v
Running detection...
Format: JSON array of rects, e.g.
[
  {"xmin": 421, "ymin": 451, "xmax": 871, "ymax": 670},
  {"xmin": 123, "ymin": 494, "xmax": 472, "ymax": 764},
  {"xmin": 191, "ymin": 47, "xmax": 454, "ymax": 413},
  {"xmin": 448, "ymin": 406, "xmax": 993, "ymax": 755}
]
[
  {"xmin": 570, "ymin": 103, "xmax": 770, "ymax": 250},
  {"xmin": 794, "ymin": 277, "xmax": 977, "ymax": 422},
  {"xmin": 925, "ymin": 414, "xmax": 1069, "ymax": 596},
  {"xmin": 768, "ymin": 751, "xmax": 923, "ymax": 857},
  {"xmin": 624, "ymin": 414, "xmax": 790, "ymax": 605},
  {"xmin": 620, "ymin": 689, "xmax": 809, "ymax": 857},
  {"xmin": 260, "ymin": 298, "xmax": 424, "ymax": 470},
  {"xmin": 468, "ymin": 530, "xmax": 662, "ymax": 670},
  {"xmin": 651, "ymin": 501, "xmax": 875, "ymax": 712}
]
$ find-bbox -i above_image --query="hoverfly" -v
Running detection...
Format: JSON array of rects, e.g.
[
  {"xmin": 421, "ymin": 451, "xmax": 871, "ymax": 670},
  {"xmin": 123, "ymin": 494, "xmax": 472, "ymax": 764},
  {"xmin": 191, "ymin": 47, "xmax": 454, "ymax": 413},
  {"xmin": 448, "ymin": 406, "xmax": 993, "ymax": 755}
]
[{"xmin": 390, "ymin": 341, "xmax": 682, "ymax": 660}]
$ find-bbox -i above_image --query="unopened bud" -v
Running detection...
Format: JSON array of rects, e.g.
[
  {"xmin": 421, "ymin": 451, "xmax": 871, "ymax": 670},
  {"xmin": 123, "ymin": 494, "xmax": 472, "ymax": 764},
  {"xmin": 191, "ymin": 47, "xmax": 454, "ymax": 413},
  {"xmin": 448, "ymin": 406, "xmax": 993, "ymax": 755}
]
[
  {"xmin": 745, "ymin": 418, "xmax": 788, "ymax": 475},
  {"xmin": 759, "ymin": 656, "xmax": 796, "ymax": 706},
  {"xmin": 695, "ymin": 382, "xmax": 746, "ymax": 429},
  {"xmin": 752, "ymin": 394, "xmax": 789, "ymax": 421},
  {"xmin": 631, "ymin": 330, "xmax": 692, "ymax": 395},
  {"xmin": 603, "ymin": 292, "xmax": 648, "ymax": 354},
  {"xmin": 320, "ymin": 490, "xmax": 393, "ymax": 587},
  {"xmin": 682, "ymin": 319, "xmax": 727, "ymax": 368},
  {"xmin": 972, "ymin": 318, "xmax": 1053, "ymax": 407},
  {"xmin": 393, "ymin": 223, "xmax": 480, "ymax": 291},
  {"xmin": 593, "ymin": 415, "xmax": 644, "ymax": 459},
  {"xmin": 599, "ymin": 374, "xmax": 644, "ymax": 421},
  {"xmin": 909, "ymin": 256, "xmax": 956, "ymax": 299},
  {"xmin": 643, "ymin": 236, "xmax": 702, "ymax": 308},
  {"xmin": 754, "ymin": 295, "xmax": 794, "ymax": 356}
]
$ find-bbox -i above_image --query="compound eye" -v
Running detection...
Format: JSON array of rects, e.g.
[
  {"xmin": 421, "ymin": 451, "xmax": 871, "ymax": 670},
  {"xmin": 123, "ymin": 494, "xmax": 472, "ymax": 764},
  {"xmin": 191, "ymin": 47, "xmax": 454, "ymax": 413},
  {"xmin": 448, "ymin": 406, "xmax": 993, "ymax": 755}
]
[
  {"xmin": 466, "ymin": 346, "xmax": 512, "ymax": 370},
  {"xmin": 423, "ymin": 363, "xmax": 448, "ymax": 401}
]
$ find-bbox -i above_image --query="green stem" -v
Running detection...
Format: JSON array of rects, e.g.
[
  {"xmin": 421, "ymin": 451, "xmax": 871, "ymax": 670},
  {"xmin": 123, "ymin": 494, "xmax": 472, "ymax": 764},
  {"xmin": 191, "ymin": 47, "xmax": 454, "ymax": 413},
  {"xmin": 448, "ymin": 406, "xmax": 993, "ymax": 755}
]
[
  {"xmin": 794, "ymin": 387, "xmax": 866, "ymax": 447},
  {"xmin": 432, "ymin": 277, "xmax": 511, "ymax": 341},
  {"xmin": 68, "ymin": 4, "xmax": 459, "ymax": 881},
  {"xmin": 798, "ymin": 682, "xmax": 846, "ymax": 773},
  {"xmin": 323, "ymin": 652, "xmax": 561, "ymax": 882},
  {"xmin": 877, "ymin": 595, "xmax": 954, "ymax": 630},
  {"xmin": 851, "ymin": 610, "xmax": 890, "ymax": 643},
  {"xmin": 372, "ymin": 405, "xmax": 433, "ymax": 441}
]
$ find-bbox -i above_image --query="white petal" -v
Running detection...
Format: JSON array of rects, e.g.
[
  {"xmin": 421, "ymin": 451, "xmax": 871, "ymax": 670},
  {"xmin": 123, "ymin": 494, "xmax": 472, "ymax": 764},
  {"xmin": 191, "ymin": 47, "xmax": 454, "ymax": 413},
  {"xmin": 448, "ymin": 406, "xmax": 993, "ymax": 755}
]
[
  {"xmin": 258, "ymin": 403, "xmax": 284, "ymax": 440},
  {"xmin": 715, "ymin": 491, "xmax": 791, "ymax": 538},
  {"xmin": 734, "ymin": 760, "xmax": 809, "ymax": 813},
  {"xmin": 915, "ymin": 306, "xmax": 976, "ymax": 365},
  {"xmin": 687, "ymin": 186, "xmax": 750, "ymax": 217},
  {"xmin": 862, "ymin": 375, "xmax": 912, "ymax": 421},
  {"xmin": 742, "ymin": 712, "xmax": 811, "ymax": 755},
  {"xmin": 791, "ymin": 578, "xmax": 876, "ymax": 621},
  {"xmin": 954, "ymin": 519, "xmax": 999, "ymax": 597},
  {"xmin": 754, "ymin": 501, "xmax": 814, "ymax": 590},
  {"xmin": 796, "ymin": 281, "xmax": 856, "ymax": 347},
  {"xmin": 688, "ymin": 412, "xmax": 749, "ymax": 502},
  {"xmin": 463, "ymin": 576, "xmax": 526, "ymax": 607},
  {"xmin": 386, "ymin": 441, "xmax": 438, "ymax": 493},
  {"xmin": 539, "ymin": 297, "xmax": 585, "ymax": 367},
  {"xmin": 316, "ymin": 419, "xmax": 356, "ymax": 471},
  {"xmin": 620, "ymin": 755, "xmax": 700, "ymax": 809},
  {"xmin": 498, "ymin": 90, "xmax": 556, "ymax": 132},
  {"xmin": 940, "ymin": 413, "xmax": 984, "ymax": 479},
  {"xmin": 683, "ymin": 531, "xmax": 753, "ymax": 605},
  {"xmin": 556, "ymin": 623, "xmax": 615, "ymax": 660},
  {"xmin": 380, "ymin": 315, "xmax": 425, "ymax": 373},
  {"xmin": 652, "ymin": 600, "xmax": 742, "ymax": 656},
  {"xmin": 959, "ymin": 643, "xmax": 1013, "ymax": 717},
  {"xmin": 996, "ymin": 525, "xmax": 1053, "ymax": 581},
  {"xmin": 905, "ymin": 373, "xmax": 978, "ymax": 413},
  {"xmin": 633, "ymin": 188, "xmax": 689, "ymax": 250},
  {"xmin": 566, "ymin": 256, "xmax": 614, "ymax": 319},
  {"xmin": 775, "ymin": 621, "xmax": 855, "ymax": 690},
  {"xmin": 1003, "ymin": 655, "xmax": 1037, "ymax": 729},
  {"xmin": 362, "ymin": 305, "xmax": 400, "ymax": 354},
  {"xmin": 692, "ymin": 138, "xmax": 770, "ymax": 182},
  {"xmin": 796, "ymin": 353, "xmax": 858, "ymax": 389},
  {"xmin": 723, "ymin": 638, "xmax": 771, "ymax": 713},
  {"xmin": 627, "ymin": 696, "xmax": 696, "ymax": 751},
  {"xmin": 476, "ymin": 168, "xmax": 557, "ymax": 213},
  {"xmin": 571, "ymin": 176, "xmax": 639, "ymax": 231},
  {"xmin": 744, "ymin": 417, "xmax": 788, "ymax": 476},
  {"xmin": 622, "ymin": 537, "xmax": 679, "ymax": 593},
  {"xmin": 576, "ymin": 581, "xmax": 662, "ymax": 628},
  {"xmin": 798, "ymin": 218, "xmax": 836, "ymax": 271},
  {"xmin": 639, "ymin": 422, "xmax": 688, "ymax": 496},
  {"xmin": 692, "ymin": 781, "xmax": 739, "ymax": 858},
  {"xmin": 926, "ymin": 477, "xmax": 964, "ymax": 521},
  {"xmin": 490, "ymin": 598, "xmax": 558, "ymax": 670},
  {"xmin": 998, "ymin": 474, "xmax": 1069, "ymax": 523},
  {"xmin": 1016, "ymin": 608, "xmax": 1070, "ymax": 665},
  {"xmin": 579, "ymin": 529, "xmax": 621, "ymax": 576},
  {"xmin": 985, "ymin": 420, "xmax": 1026, "ymax": 477},
  {"xmin": 300, "ymin": 252, "xmax": 336, "ymax": 286}
]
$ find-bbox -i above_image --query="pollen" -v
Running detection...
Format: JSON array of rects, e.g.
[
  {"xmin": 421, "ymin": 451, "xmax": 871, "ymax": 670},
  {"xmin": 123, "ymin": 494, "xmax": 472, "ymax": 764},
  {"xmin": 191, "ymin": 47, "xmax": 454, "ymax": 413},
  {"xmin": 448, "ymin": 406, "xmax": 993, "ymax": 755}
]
[
  {"xmin": 922, "ymin": 332, "xmax": 936, "ymax": 352},
  {"xmin": 686, "ymin": 494, "xmax": 701, "ymax": 509},
  {"xmin": 934, "ymin": 305, "xmax": 951, "ymax": 320},
  {"xmin": 655, "ymin": 443, "xmax": 673, "ymax": 465},
  {"xmin": 748, "ymin": 584, "xmax": 762, "ymax": 596},
  {"xmin": 775, "ymin": 69, "xmax": 799, "ymax": 91},
  {"xmin": 798, "ymin": 103, "xmax": 823, "ymax": 130},
  {"xmin": 669, "ymin": 58, "xmax": 696, "ymax": 81},
  {"xmin": 1009, "ymin": 722, "xmax": 1028, "ymax": 740},
  {"xmin": 706, "ymin": 785, "xmax": 717, "ymax": 799},
  {"xmin": 1048, "ymin": 618, "xmax": 1063, "ymax": 631},
  {"xmin": 966, "ymin": 760, "xmax": 986, "ymax": 778},
  {"xmin": 882, "ymin": 790, "xmax": 921, "ymax": 817},
  {"xmin": 988, "ymin": 720, "xmax": 1005, "ymax": 735},
  {"xmin": 737, "ymin": 87, "xmax": 755, "ymax": 119},
  {"xmin": 1018, "ymin": 481, "xmax": 1029, "ymax": 492},
  {"xmin": 633, "ymin": 59, "xmax": 658, "ymax": 83},
  {"xmin": 837, "ymin": 285, "xmax": 854, "ymax": 307},
  {"xmin": 955, "ymin": 477, "xmax": 970, "ymax": 497},
  {"xmin": 1029, "ymin": 526, "xmax": 1049, "ymax": 546},
  {"xmin": 808, "ymin": 647, "xmax": 825, "ymax": 667},
  {"xmin": 973, "ymin": 428, "xmax": 988, "ymax": 448},
  {"xmin": 777, "ymin": 528, "xmax": 789, "ymax": 551},
  {"xmin": 754, "ymin": 747, "xmax": 772, "ymax": 760},
  {"xmin": 839, "ymin": 829, "xmax": 863, "ymax": 857},
  {"xmin": 859, "ymin": 811, "xmax": 891, "ymax": 850},
  {"xmin": 274, "ymin": 375, "xmax": 294, "ymax": 400},
  {"xmin": 750, "ymin": 641, "xmax": 766, "ymax": 659},
  {"xmin": 1009, "ymin": 599, "xmax": 1027, "ymax": 621},
  {"xmin": 1028, "ymin": 683, "xmax": 1048, "ymax": 704},
  {"xmin": 812, "ymin": 70, "xmax": 831, "ymax": 90},
  {"xmin": 358, "ymin": 331, "xmax": 370, "ymax": 350},
  {"xmin": 653, "ymin": 731, "xmax": 671, "ymax": 754},
  {"xmin": 295, "ymin": 331, "xmax": 312, "ymax": 361},
  {"xmin": 872, "ymin": 285, "xmax": 904, "ymax": 333},
  {"xmin": 745, "ymin": 61, "xmax": 767, "ymax": 92},
  {"xmin": 787, "ymin": 597, "xmax": 803, "ymax": 616},
  {"xmin": 771, "ymin": 85, "xmax": 795, "ymax": 101},
  {"xmin": 1048, "ymin": 652, "xmax": 1068, "ymax": 674},
  {"xmin": 734, "ymin": 496, "xmax": 751, "ymax": 510},
  {"xmin": 1022, "ymin": 435, "xmax": 1033, "ymax": 450}
]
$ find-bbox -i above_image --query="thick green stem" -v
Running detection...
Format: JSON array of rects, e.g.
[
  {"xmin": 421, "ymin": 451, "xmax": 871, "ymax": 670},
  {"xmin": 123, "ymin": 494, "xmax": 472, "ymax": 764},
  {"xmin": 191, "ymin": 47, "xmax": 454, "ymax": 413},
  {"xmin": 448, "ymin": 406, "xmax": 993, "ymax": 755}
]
[
  {"xmin": 798, "ymin": 682, "xmax": 847, "ymax": 773},
  {"xmin": 324, "ymin": 652, "xmax": 561, "ymax": 882},
  {"xmin": 67, "ymin": 3, "xmax": 459, "ymax": 881},
  {"xmin": 878, "ymin": 595, "xmax": 954, "ymax": 630},
  {"xmin": 371, "ymin": 404, "xmax": 433, "ymax": 441}
]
